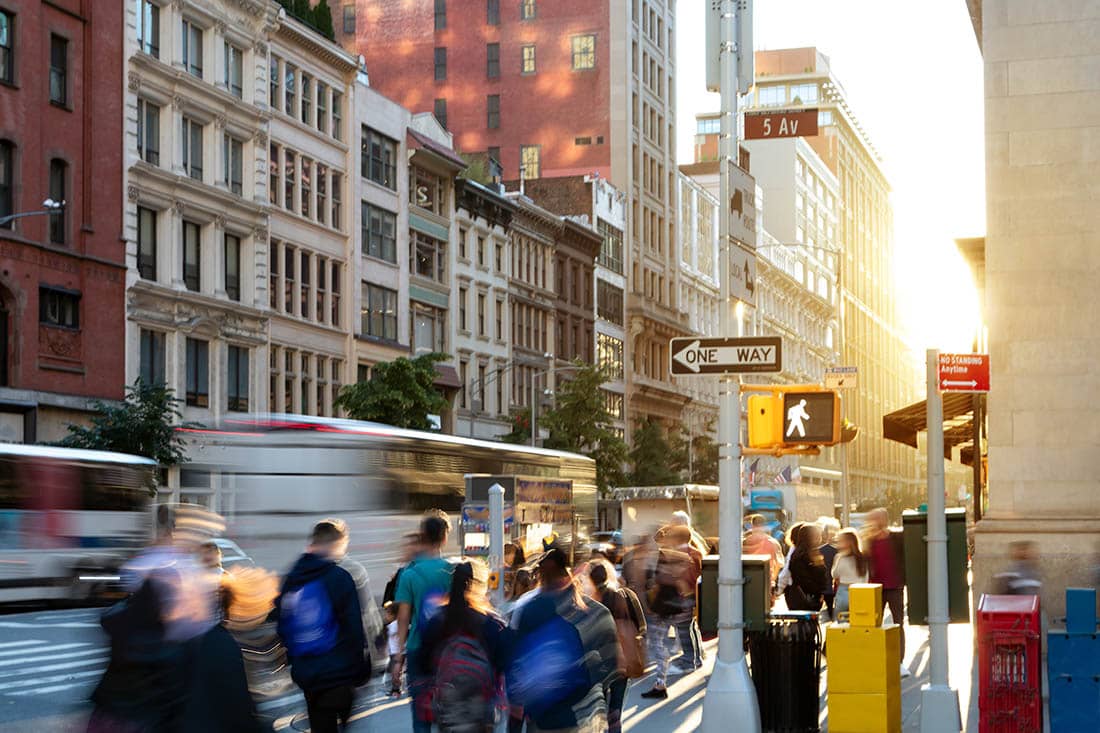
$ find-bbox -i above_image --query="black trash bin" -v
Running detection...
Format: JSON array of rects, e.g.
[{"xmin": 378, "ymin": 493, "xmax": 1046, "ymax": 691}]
[{"xmin": 747, "ymin": 611, "xmax": 822, "ymax": 733}]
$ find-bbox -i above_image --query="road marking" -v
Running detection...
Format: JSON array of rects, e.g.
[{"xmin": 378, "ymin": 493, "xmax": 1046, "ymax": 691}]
[
  {"xmin": 0, "ymin": 621, "xmax": 101, "ymax": 629},
  {"xmin": 256, "ymin": 692, "xmax": 305, "ymax": 712},
  {"xmin": 14, "ymin": 681, "xmax": 97, "ymax": 695},
  {"xmin": 2, "ymin": 668, "xmax": 104, "ymax": 693},
  {"xmin": 0, "ymin": 639, "xmax": 46, "ymax": 649},
  {"xmin": 0, "ymin": 642, "xmax": 89, "ymax": 658},
  {"xmin": 0, "ymin": 646, "xmax": 105, "ymax": 668},
  {"xmin": 0, "ymin": 656, "xmax": 107, "ymax": 679}
]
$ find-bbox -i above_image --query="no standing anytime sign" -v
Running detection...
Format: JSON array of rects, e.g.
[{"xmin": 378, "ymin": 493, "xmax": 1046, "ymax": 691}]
[{"xmin": 937, "ymin": 353, "xmax": 990, "ymax": 393}]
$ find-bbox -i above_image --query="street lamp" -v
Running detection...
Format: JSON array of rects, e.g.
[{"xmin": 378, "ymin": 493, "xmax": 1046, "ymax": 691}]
[{"xmin": 0, "ymin": 199, "xmax": 66, "ymax": 228}]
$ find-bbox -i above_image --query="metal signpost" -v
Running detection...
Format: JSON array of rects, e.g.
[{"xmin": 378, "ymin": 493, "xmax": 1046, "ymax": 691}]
[{"xmin": 825, "ymin": 366, "xmax": 858, "ymax": 525}]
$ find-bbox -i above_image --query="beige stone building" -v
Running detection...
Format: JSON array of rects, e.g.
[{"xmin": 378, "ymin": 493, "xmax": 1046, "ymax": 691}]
[{"xmin": 965, "ymin": 0, "xmax": 1100, "ymax": 614}]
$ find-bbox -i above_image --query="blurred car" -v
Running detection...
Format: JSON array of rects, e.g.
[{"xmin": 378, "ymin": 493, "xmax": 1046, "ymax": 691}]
[
  {"xmin": 211, "ymin": 537, "xmax": 255, "ymax": 571},
  {"xmin": 585, "ymin": 531, "xmax": 624, "ymax": 564}
]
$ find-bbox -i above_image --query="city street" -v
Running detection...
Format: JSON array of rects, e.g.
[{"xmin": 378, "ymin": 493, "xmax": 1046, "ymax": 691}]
[{"xmin": 0, "ymin": 607, "xmax": 981, "ymax": 732}]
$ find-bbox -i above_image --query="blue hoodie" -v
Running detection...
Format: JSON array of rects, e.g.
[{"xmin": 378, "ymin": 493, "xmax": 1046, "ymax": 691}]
[{"xmin": 276, "ymin": 553, "xmax": 369, "ymax": 692}]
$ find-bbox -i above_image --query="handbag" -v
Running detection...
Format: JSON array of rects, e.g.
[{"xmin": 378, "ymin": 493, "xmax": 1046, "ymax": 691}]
[{"xmin": 611, "ymin": 589, "xmax": 646, "ymax": 679}]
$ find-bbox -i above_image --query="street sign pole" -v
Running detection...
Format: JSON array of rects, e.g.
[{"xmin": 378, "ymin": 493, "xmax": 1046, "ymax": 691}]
[
  {"xmin": 920, "ymin": 349, "xmax": 962, "ymax": 732},
  {"xmin": 702, "ymin": 1, "xmax": 760, "ymax": 730}
]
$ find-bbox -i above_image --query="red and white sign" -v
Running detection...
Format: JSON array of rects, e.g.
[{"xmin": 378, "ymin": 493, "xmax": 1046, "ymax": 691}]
[
  {"xmin": 937, "ymin": 353, "xmax": 990, "ymax": 393},
  {"xmin": 744, "ymin": 109, "xmax": 819, "ymax": 140}
]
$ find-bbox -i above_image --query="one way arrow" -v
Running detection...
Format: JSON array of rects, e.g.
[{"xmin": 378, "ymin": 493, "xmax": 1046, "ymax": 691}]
[
  {"xmin": 672, "ymin": 339, "xmax": 777, "ymax": 374},
  {"xmin": 942, "ymin": 379, "xmax": 978, "ymax": 388}
]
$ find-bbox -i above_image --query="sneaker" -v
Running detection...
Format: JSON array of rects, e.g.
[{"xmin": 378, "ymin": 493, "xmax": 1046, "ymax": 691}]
[
  {"xmin": 900, "ymin": 664, "xmax": 911, "ymax": 678},
  {"xmin": 640, "ymin": 687, "xmax": 669, "ymax": 700},
  {"xmin": 667, "ymin": 663, "xmax": 686, "ymax": 676}
]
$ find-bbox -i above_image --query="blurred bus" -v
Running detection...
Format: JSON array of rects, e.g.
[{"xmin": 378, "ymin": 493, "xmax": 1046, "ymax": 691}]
[
  {"xmin": 0, "ymin": 443, "xmax": 156, "ymax": 603},
  {"xmin": 170, "ymin": 416, "xmax": 597, "ymax": 587}
]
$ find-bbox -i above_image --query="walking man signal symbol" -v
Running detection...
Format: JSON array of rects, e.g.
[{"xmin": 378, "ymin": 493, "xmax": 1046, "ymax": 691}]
[{"xmin": 786, "ymin": 399, "xmax": 810, "ymax": 439}]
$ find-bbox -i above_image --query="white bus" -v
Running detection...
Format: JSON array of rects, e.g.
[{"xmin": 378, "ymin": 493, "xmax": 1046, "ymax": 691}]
[
  {"xmin": 169, "ymin": 415, "xmax": 598, "ymax": 588},
  {"xmin": 0, "ymin": 443, "xmax": 156, "ymax": 603}
]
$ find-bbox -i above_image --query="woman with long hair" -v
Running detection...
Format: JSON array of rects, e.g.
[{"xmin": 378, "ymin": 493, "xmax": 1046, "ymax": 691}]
[
  {"xmin": 831, "ymin": 529, "xmax": 869, "ymax": 616},
  {"xmin": 586, "ymin": 558, "xmax": 646, "ymax": 733},
  {"xmin": 783, "ymin": 523, "xmax": 830, "ymax": 612}
]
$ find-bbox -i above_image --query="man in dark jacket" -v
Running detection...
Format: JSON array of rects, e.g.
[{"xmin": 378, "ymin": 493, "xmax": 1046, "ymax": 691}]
[{"xmin": 277, "ymin": 519, "xmax": 369, "ymax": 733}]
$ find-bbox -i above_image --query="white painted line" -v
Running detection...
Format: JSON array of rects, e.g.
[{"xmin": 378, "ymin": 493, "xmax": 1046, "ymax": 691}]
[
  {"xmin": 0, "ymin": 640, "xmax": 47, "ymax": 649},
  {"xmin": 0, "ymin": 656, "xmax": 107, "ymax": 680},
  {"xmin": 0, "ymin": 646, "xmax": 106, "ymax": 668},
  {"xmin": 2, "ymin": 668, "xmax": 104, "ymax": 693},
  {"xmin": 14, "ymin": 681, "xmax": 95, "ymax": 695},
  {"xmin": 0, "ymin": 642, "xmax": 90, "ymax": 658},
  {"xmin": 0, "ymin": 621, "xmax": 101, "ymax": 629}
]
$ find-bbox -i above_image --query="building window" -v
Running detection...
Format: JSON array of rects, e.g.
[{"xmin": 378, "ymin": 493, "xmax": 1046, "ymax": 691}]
[
  {"xmin": 316, "ymin": 162, "xmax": 329, "ymax": 226},
  {"xmin": 520, "ymin": 0, "xmax": 536, "ymax": 20},
  {"xmin": 283, "ymin": 246, "xmax": 294, "ymax": 314},
  {"xmin": 300, "ymin": 157, "xmax": 312, "ymax": 218},
  {"xmin": 789, "ymin": 83, "xmax": 818, "ymax": 105},
  {"xmin": 597, "ymin": 220, "xmax": 623, "ymax": 273},
  {"xmin": 487, "ymin": 94, "xmax": 500, "ymax": 129},
  {"xmin": 330, "ymin": 261, "xmax": 341, "ymax": 326},
  {"xmin": 487, "ymin": 0, "xmax": 500, "ymax": 25},
  {"xmin": 224, "ymin": 42, "xmax": 243, "ymax": 98},
  {"xmin": 284, "ymin": 64, "xmax": 296, "ymax": 116},
  {"xmin": 284, "ymin": 150, "xmax": 296, "ymax": 213},
  {"xmin": 300, "ymin": 72, "xmax": 312, "ymax": 125},
  {"xmin": 571, "ymin": 34, "xmax": 595, "ymax": 70},
  {"xmin": 521, "ymin": 44, "xmax": 536, "ymax": 74},
  {"xmin": 300, "ymin": 251, "xmax": 311, "ymax": 318},
  {"xmin": 0, "ymin": 11, "xmax": 11, "ymax": 85},
  {"xmin": 316, "ymin": 81, "xmax": 328, "ymax": 132},
  {"xmin": 412, "ymin": 303, "xmax": 446, "ymax": 355},
  {"xmin": 758, "ymin": 85, "xmax": 785, "ymax": 107},
  {"xmin": 597, "ymin": 333, "xmax": 624, "ymax": 379},
  {"xmin": 49, "ymin": 34, "xmax": 68, "ymax": 105},
  {"xmin": 435, "ymin": 0, "xmax": 446, "ymax": 30},
  {"xmin": 477, "ymin": 292, "xmax": 486, "ymax": 336},
  {"xmin": 181, "ymin": 19, "xmax": 202, "ymax": 79},
  {"xmin": 222, "ymin": 134, "xmax": 243, "ymax": 195},
  {"xmin": 458, "ymin": 285, "xmax": 467, "ymax": 330},
  {"xmin": 434, "ymin": 47, "xmax": 447, "ymax": 81},
  {"xmin": 342, "ymin": 4, "xmax": 355, "ymax": 34},
  {"xmin": 411, "ymin": 231, "xmax": 446, "ymax": 282},
  {"xmin": 224, "ymin": 233, "xmax": 240, "ymax": 301},
  {"xmin": 182, "ymin": 117, "xmax": 203, "ymax": 182},
  {"xmin": 458, "ymin": 228, "xmax": 467, "ymax": 259},
  {"xmin": 494, "ymin": 243, "xmax": 503, "ymax": 272},
  {"xmin": 227, "ymin": 346, "xmax": 249, "ymax": 412},
  {"xmin": 433, "ymin": 98, "xmax": 447, "ymax": 129},
  {"xmin": 135, "ymin": 1, "xmax": 160, "ymax": 58},
  {"xmin": 362, "ymin": 203, "xmax": 396, "ymax": 262},
  {"xmin": 519, "ymin": 145, "xmax": 539, "ymax": 179},
  {"xmin": 602, "ymin": 389, "xmax": 623, "ymax": 420},
  {"xmin": 486, "ymin": 43, "xmax": 500, "ymax": 78},
  {"xmin": 331, "ymin": 91, "xmax": 343, "ymax": 140},
  {"xmin": 139, "ymin": 329, "xmax": 166, "ymax": 386},
  {"xmin": 185, "ymin": 338, "xmax": 209, "ymax": 407},
  {"xmin": 361, "ymin": 283, "xmax": 397, "ymax": 341},
  {"xmin": 597, "ymin": 281, "xmax": 624, "ymax": 325},
  {"xmin": 269, "ymin": 143, "xmax": 281, "ymax": 206},
  {"xmin": 269, "ymin": 56, "xmax": 280, "ymax": 110},
  {"xmin": 39, "ymin": 287, "xmax": 79, "ymax": 328},
  {"xmin": 137, "ymin": 99, "xmax": 160, "ymax": 165},
  {"xmin": 495, "ymin": 297, "xmax": 504, "ymax": 339},
  {"xmin": 330, "ymin": 171, "xmax": 342, "ymax": 229},
  {"xmin": 409, "ymin": 167, "xmax": 446, "ymax": 215},
  {"xmin": 137, "ymin": 206, "xmax": 157, "ymax": 280},
  {"xmin": 0, "ymin": 141, "xmax": 11, "ymax": 227},
  {"xmin": 48, "ymin": 159, "xmax": 65, "ymax": 244},
  {"xmin": 477, "ymin": 236, "xmax": 486, "ymax": 267},
  {"xmin": 182, "ymin": 220, "xmax": 201, "ymax": 291},
  {"xmin": 361, "ymin": 127, "xmax": 397, "ymax": 190}
]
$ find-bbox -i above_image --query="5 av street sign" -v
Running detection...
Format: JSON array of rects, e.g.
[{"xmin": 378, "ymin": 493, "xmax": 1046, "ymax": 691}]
[
  {"xmin": 937, "ymin": 353, "xmax": 990, "ymax": 393},
  {"xmin": 670, "ymin": 336, "xmax": 783, "ymax": 376},
  {"xmin": 744, "ymin": 109, "xmax": 819, "ymax": 140}
]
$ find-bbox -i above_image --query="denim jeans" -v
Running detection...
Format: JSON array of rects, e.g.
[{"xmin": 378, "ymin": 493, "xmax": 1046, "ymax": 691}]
[
  {"xmin": 606, "ymin": 676, "xmax": 628, "ymax": 733},
  {"xmin": 406, "ymin": 652, "xmax": 432, "ymax": 733}
]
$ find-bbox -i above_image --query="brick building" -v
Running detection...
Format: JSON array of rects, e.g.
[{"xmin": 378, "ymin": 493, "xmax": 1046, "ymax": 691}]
[{"xmin": 0, "ymin": 0, "xmax": 125, "ymax": 442}]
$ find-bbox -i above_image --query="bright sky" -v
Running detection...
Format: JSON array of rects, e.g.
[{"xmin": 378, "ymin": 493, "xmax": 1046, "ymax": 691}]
[{"xmin": 676, "ymin": 0, "xmax": 986, "ymax": 355}]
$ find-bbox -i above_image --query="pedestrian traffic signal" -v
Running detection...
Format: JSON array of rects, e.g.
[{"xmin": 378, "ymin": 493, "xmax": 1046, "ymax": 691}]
[{"xmin": 746, "ymin": 388, "xmax": 842, "ymax": 449}]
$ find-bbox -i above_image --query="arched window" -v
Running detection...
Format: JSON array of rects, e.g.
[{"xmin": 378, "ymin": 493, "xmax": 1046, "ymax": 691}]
[
  {"xmin": 0, "ymin": 140, "xmax": 13, "ymax": 228},
  {"xmin": 48, "ymin": 158, "xmax": 66, "ymax": 244}
]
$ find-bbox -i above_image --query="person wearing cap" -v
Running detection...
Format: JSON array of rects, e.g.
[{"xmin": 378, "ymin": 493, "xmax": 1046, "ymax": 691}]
[{"xmin": 506, "ymin": 545, "xmax": 619, "ymax": 733}]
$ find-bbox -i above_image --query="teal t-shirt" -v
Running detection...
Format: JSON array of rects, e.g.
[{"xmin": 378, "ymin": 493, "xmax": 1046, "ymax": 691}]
[{"xmin": 394, "ymin": 555, "xmax": 454, "ymax": 652}]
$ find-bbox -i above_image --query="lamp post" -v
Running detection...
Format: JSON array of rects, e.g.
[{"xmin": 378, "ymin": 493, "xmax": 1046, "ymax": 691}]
[{"xmin": 0, "ymin": 199, "xmax": 66, "ymax": 228}]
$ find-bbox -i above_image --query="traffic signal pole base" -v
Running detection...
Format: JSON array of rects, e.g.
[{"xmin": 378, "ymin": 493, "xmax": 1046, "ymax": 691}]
[
  {"xmin": 700, "ymin": 657, "xmax": 761, "ymax": 733},
  {"xmin": 918, "ymin": 684, "xmax": 961, "ymax": 733}
]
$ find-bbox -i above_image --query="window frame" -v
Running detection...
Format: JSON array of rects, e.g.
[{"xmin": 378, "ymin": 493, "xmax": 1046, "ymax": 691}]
[
  {"xmin": 135, "ymin": 1, "xmax": 160, "ymax": 59},
  {"xmin": 434, "ymin": 47, "xmax": 447, "ymax": 81},
  {"xmin": 181, "ymin": 18, "xmax": 203, "ymax": 79},
  {"xmin": 182, "ymin": 219, "xmax": 201, "ymax": 291},
  {"xmin": 49, "ymin": 34, "xmax": 67, "ymax": 106},
  {"xmin": 433, "ymin": 98, "xmax": 447, "ymax": 129},
  {"xmin": 300, "ymin": 72, "xmax": 313, "ymax": 125},
  {"xmin": 342, "ymin": 4, "xmax": 356, "ymax": 34},
  {"xmin": 222, "ymin": 133, "xmax": 243, "ymax": 195},
  {"xmin": 0, "ymin": 9, "xmax": 13, "ymax": 84},
  {"xmin": 223, "ymin": 41, "xmax": 243, "ymax": 99},
  {"xmin": 0, "ymin": 140, "xmax": 12, "ymax": 228},
  {"xmin": 521, "ymin": 44, "xmax": 536, "ymax": 74},
  {"xmin": 520, "ymin": 0, "xmax": 536, "ymax": 21},
  {"xmin": 571, "ymin": 34, "xmax": 596, "ymax": 71},
  {"xmin": 137, "ymin": 98, "xmax": 160, "ymax": 165},
  {"xmin": 185, "ymin": 337, "xmax": 209, "ymax": 408},
  {"xmin": 361, "ymin": 202, "xmax": 397, "ymax": 263},
  {"xmin": 361, "ymin": 127, "xmax": 397, "ymax": 190},
  {"xmin": 48, "ymin": 159, "xmax": 66, "ymax": 244},
  {"xmin": 487, "ymin": 94, "xmax": 500, "ymax": 129},
  {"xmin": 486, "ymin": 43, "xmax": 500, "ymax": 78},
  {"xmin": 224, "ymin": 232, "xmax": 241, "ymax": 301},
  {"xmin": 519, "ymin": 145, "xmax": 540, "ymax": 179},
  {"xmin": 137, "ymin": 206, "xmax": 157, "ymax": 280},
  {"xmin": 434, "ymin": 0, "xmax": 447, "ymax": 30},
  {"xmin": 487, "ymin": 0, "xmax": 500, "ymax": 25},
  {"xmin": 226, "ymin": 345, "xmax": 249, "ymax": 412},
  {"xmin": 361, "ymin": 282, "xmax": 398, "ymax": 341},
  {"xmin": 182, "ymin": 116, "xmax": 203, "ymax": 182},
  {"xmin": 39, "ymin": 286, "xmax": 80, "ymax": 329},
  {"xmin": 139, "ymin": 329, "xmax": 166, "ymax": 386},
  {"xmin": 410, "ymin": 231, "xmax": 447, "ymax": 283}
]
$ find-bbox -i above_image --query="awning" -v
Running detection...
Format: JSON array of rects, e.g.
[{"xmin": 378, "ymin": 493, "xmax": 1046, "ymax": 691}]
[
  {"xmin": 407, "ymin": 129, "xmax": 468, "ymax": 170},
  {"xmin": 433, "ymin": 364, "xmax": 463, "ymax": 390},
  {"xmin": 882, "ymin": 393, "xmax": 979, "ymax": 466}
]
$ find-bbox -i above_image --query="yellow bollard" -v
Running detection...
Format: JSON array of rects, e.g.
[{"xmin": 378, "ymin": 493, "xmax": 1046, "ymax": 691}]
[{"xmin": 826, "ymin": 582, "xmax": 902, "ymax": 733}]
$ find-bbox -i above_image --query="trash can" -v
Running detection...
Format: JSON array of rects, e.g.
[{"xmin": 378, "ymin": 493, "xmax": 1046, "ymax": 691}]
[
  {"xmin": 901, "ymin": 508, "xmax": 969, "ymax": 624},
  {"xmin": 698, "ymin": 554, "xmax": 772, "ymax": 638},
  {"xmin": 748, "ymin": 611, "xmax": 822, "ymax": 733}
]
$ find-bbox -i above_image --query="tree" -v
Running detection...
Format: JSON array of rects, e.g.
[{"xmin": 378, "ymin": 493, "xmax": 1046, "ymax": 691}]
[
  {"xmin": 627, "ymin": 418, "xmax": 684, "ymax": 486},
  {"xmin": 500, "ymin": 408, "xmax": 531, "ymax": 445},
  {"xmin": 312, "ymin": 0, "xmax": 336, "ymax": 40},
  {"xmin": 687, "ymin": 433, "xmax": 719, "ymax": 485},
  {"xmin": 59, "ymin": 380, "xmax": 191, "ymax": 480},
  {"xmin": 334, "ymin": 353, "xmax": 449, "ymax": 430},
  {"xmin": 538, "ymin": 361, "xmax": 627, "ymax": 493}
]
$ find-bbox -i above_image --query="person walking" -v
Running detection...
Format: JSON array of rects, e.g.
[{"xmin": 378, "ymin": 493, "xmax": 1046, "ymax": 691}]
[
  {"xmin": 586, "ymin": 558, "xmax": 646, "ymax": 733},
  {"xmin": 393, "ymin": 511, "xmax": 455, "ymax": 733},
  {"xmin": 417, "ymin": 560, "xmax": 509, "ymax": 733},
  {"xmin": 784, "ymin": 523, "xmax": 829, "ymax": 612},
  {"xmin": 642, "ymin": 525, "xmax": 702, "ymax": 700},
  {"xmin": 743, "ymin": 514, "xmax": 784, "ymax": 586},
  {"xmin": 831, "ymin": 529, "xmax": 869, "ymax": 616},
  {"xmin": 865, "ymin": 507, "xmax": 908, "ymax": 677},
  {"xmin": 507, "ymin": 546, "xmax": 619, "ymax": 732},
  {"xmin": 276, "ymin": 519, "xmax": 369, "ymax": 733},
  {"xmin": 818, "ymin": 519, "xmax": 840, "ymax": 620}
]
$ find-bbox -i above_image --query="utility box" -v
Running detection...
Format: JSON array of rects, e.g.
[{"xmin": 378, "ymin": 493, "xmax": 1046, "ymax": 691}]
[
  {"xmin": 698, "ymin": 554, "xmax": 772, "ymax": 637},
  {"xmin": 901, "ymin": 508, "xmax": 969, "ymax": 624}
]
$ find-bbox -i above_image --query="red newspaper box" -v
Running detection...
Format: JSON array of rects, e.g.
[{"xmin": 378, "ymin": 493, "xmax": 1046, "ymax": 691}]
[{"xmin": 977, "ymin": 594, "xmax": 1041, "ymax": 733}]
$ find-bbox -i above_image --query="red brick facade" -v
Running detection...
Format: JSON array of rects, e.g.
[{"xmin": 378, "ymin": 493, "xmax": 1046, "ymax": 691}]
[
  {"xmin": 0, "ymin": 1, "xmax": 125, "ymax": 420},
  {"xmin": 345, "ymin": 0, "xmax": 612, "ymax": 180}
]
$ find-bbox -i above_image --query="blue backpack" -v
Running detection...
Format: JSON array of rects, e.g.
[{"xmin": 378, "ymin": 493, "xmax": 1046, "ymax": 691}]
[{"xmin": 281, "ymin": 578, "xmax": 338, "ymax": 657}]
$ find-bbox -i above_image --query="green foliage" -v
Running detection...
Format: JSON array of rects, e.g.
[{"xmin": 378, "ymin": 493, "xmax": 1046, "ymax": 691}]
[
  {"xmin": 460, "ymin": 154, "xmax": 493, "ymax": 186},
  {"xmin": 539, "ymin": 361, "xmax": 627, "ymax": 493},
  {"xmin": 500, "ymin": 408, "xmax": 531, "ymax": 444},
  {"xmin": 627, "ymin": 418, "xmax": 684, "ymax": 486},
  {"xmin": 687, "ymin": 433, "xmax": 719, "ymax": 485},
  {"xmin": 312, "ymin": 0, "xmax": 336, "ymax": 40},
  {"xmin": 59, "ymin": 380, "xmax": 191, "ymax": 477},
  {"xmin": 335, "ymin": 353, "xmax": 449, "ymax": 430}
]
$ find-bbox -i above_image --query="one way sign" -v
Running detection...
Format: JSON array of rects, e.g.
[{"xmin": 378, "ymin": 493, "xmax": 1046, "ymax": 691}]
[{"xmin": 669, "ymin": 336, "xmax": 783, "ymax": 376}]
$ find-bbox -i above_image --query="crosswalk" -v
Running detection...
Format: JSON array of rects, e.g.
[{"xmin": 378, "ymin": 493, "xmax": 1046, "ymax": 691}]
[{"xmin": 0, "ymin": 638, "xmax": 107, "ymax": 698}]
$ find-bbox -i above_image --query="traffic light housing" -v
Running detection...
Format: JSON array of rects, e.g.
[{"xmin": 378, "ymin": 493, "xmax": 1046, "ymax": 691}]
[{"xmin": 746, "ymin": 388, "xmax": 842, "ymax": 449}]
